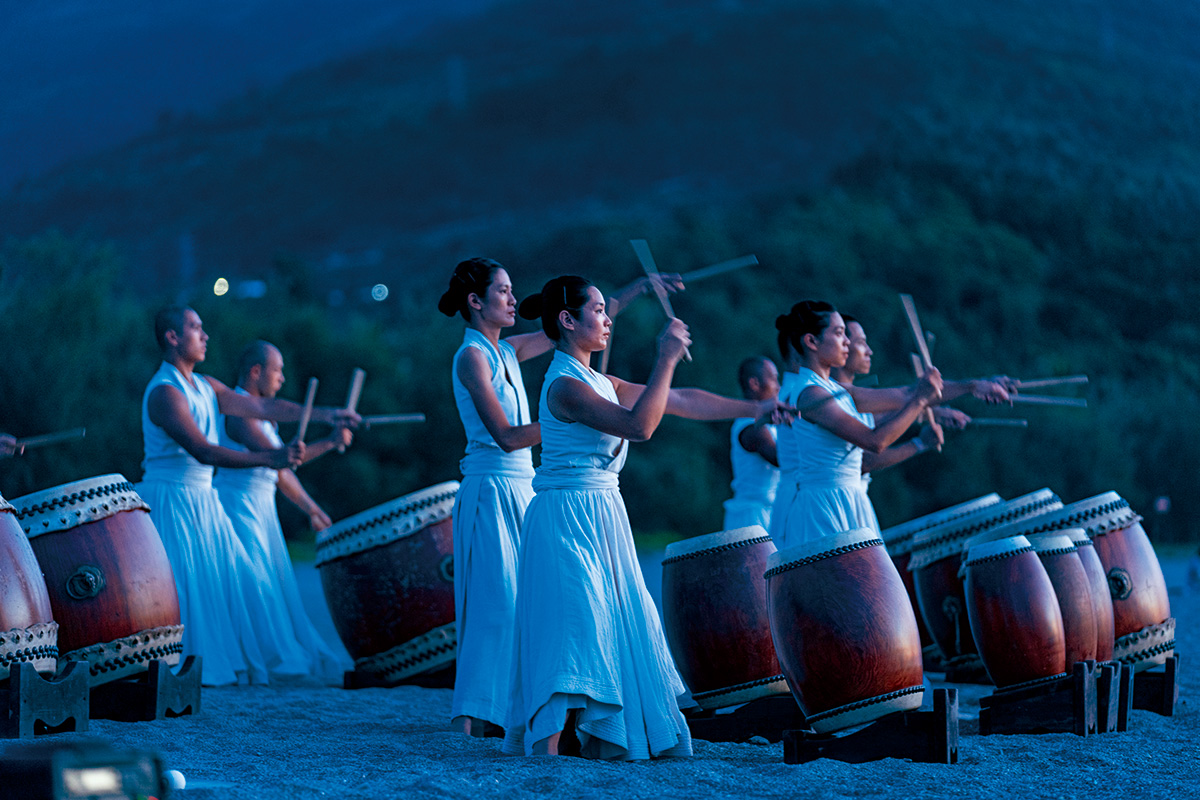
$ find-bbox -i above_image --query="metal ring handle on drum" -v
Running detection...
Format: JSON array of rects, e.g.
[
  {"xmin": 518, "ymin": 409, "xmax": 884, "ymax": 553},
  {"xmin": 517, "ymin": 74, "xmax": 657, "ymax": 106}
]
[
  {"xmin": 439, "ymin": 555, "xmax": 455, "ymax": 584},
  {"xmin": 65, "ymin": 565, "xmax": 106, "ymax": 600},
  {"xmin": 1106, "ymin": 567, "xmax": 1133, "ymax": 601}
]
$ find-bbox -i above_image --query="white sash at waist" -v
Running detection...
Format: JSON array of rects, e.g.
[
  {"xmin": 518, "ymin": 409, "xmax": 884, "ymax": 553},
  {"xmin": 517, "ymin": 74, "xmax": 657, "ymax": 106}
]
[
  {"xmin": 460, "ymin": 448, "xmax": 535, "ymax": 479},
  {"xmin": 532, "ymin": 466, "xmax": 619, "ymax": 492}
]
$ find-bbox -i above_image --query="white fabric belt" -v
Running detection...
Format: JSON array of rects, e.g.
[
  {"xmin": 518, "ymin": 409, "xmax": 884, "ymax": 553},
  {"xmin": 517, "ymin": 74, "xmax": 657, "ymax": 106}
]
[{"xmin": 533, "ymin": 467, "xmax": 619, "ymax": 491}]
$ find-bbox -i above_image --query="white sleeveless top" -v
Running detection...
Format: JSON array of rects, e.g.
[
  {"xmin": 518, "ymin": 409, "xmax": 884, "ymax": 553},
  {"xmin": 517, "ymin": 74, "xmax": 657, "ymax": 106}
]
[
  {"xmin": 784, "ymin": 368, "xmax": 871, "ymax": 486},
  {"xmin": 451, "ymin": 329, "xmax": 535, "ymax": 479},
  {"xmin": 213, "ymin": 387, "xmax": 280, "ymax": 490},
  {"xmin": 774, "ymin": 371, "xmax": 801, "ymax": 479},
  {"xmin": 140, "ymin": 362, "xmax": 218, "ymax": 485},
  {"xmin": 533, "ymin": 350, "xmax": 627, "ymax": 491},
  {"xmin": 728, "ymin": 418, "xmax": 779, "ymax": 507}
]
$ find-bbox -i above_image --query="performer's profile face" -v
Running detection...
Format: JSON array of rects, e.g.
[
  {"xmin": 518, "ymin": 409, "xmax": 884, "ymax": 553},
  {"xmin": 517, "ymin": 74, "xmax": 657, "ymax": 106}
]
[
  {"xmin": 845, "ymin": 322, "xmax": 872, "ymax": 376},
  {"xmin": 811, "ymin": 312, "xmax": 849, "ymax": 368},
  {"xmin": 568, "ymin": 286, "xmax": 611, "ymax": 351},
  {"xmin": 258, "ymin": 348, "xmax": 285, "ymax": 398},
  {"xmin": 176, "ymin": 310, "xmax": 208, "ymax": 362},
  {"xmin": 478, "ymin": 268, "xmax": 517, "ymax": 327}
]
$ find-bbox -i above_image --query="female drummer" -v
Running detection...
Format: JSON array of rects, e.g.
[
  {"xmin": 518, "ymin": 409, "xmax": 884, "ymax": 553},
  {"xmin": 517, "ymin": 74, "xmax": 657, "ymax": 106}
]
[
  {"xmin": 438, "ymin": 258, "xmax": 680, "ymax": 737},
  {"xmin": 501, "ymin": 275, "xmax": 789, "ymax": 759},
  {"xmin": 771, "ymin": 301, "xmax": 1008, "ymax": 548}
]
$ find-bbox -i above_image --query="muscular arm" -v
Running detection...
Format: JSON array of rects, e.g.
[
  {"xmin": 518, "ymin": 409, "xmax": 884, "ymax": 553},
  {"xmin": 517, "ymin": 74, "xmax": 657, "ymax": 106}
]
[
  {"xmin": 801, "ymin": 386, "xmax": 932, "ymax": 454},
  {"xmin": 277, "ymin": 468, "xmax": 333, "ymax": 531},
  {"xmin": 207, "ymin": 376, "xmax": 357, "ymax": 426},
  {"xmin": 457, "ymin": 347, "xmax": 541, "ymax": 452},
  {"xmin": 148, "ymin": 385, "xmax": 295, "ymax": 469},
  {"xmin": 225, "ymin": 416, "xmax": 346, "ymax": 465},
  {"xmin": 739, "ymin": 424, "xmax": 779, "ymax": 467},
  {"xmin": 861, "ymin": 426, "xmax": 937, "ymax": 473}
]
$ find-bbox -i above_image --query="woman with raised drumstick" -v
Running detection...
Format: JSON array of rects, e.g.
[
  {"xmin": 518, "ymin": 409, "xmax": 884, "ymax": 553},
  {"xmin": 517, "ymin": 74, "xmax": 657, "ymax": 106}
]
[
  {"xmin": 501, "ymin": 276, "xmax": 789, "ymax": 759},
  {"xmin": 438, "ymin": 258, "xmax": 681, "ymax": 738}
]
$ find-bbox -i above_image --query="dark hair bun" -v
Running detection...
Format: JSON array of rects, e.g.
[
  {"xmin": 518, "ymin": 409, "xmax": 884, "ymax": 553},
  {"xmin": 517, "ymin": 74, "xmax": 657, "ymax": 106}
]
[
  {"xmin": 437, "ymin": 288, "xmax": 461, "ymax": 317},
  {"xmin": 518, "ymin": 293, "xmax": 543, "ymax": 321}
]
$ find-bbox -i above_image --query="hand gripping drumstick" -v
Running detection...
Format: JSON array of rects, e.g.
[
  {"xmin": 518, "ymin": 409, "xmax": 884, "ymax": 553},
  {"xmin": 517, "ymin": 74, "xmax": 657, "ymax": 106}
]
[
  {"xmin": 293, "ymin": 377, "xmax": 318, "ymax": 446},
  {"xmin": 899, "ymin": 294, "xmax": 944, "ymax": 452},
  {"xmin": 630, "ymin": 239, "xmax": 691, "ymax": 362},
  {"xmin": 338, "ymin": 368, "xmax": 366, "ymax": 452},
  {"xmin": 14, "ymin": 427, "xmax": 87, "ymax": 449},
  {"xmin": 909, "ymin": 353, "xmax": 943, "ymax": 453}
]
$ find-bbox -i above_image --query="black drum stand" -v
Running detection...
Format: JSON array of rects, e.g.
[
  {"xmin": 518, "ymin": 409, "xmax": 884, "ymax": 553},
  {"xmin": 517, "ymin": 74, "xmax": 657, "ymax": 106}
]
[
  {"xmin": 89, "ymin": 656, "xmax": 202, "ymax": 722},
  {"xmin": 979, "ymin": 661, "xmax": 1102, "ymax": 736},
  {"xmin": 1130, "ymin": 654, "xmax": 1179, "ymax": 717},
  {"xmin": 685, "ymin": 695, "xmax": 808, "ymax": 744},
  {"xmin": 343, "ymin": 664, "xmax": 455, "ymax": 690},
  {"xmin": 0, "ymin": 662, "xmax": 89, "ymax": 739}
]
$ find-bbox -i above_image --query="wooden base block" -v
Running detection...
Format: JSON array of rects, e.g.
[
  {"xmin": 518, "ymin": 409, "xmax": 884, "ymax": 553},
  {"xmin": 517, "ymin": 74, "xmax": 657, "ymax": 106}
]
[
  {"xmin": 343, "ymin": 664, "xmax": 455, "ymax": 690},
  {"xmin": 90, "ymin": 656, "xmax": 202, "ymax": 722},
  {"xmin": 979, "ymin": 662, "xmax": 1096, "ymax": 737},
  {"xmin": 783, "ymin": 689, "xmax": 958, "ymax": 764},
  {"xmin": 685, "ymin": 694, "xmax": 807, "ymax": 744},
  {"xmin": 0, "ymin": 662, "xmax": 90, "ymax": 739},
  {"xmin": 1095, "ymin": 661, "xmax": 1133, "ymax": 733},
  {"xmin": 1131, "ymin": 654, "xmax": 1179, "ymax": 717}
]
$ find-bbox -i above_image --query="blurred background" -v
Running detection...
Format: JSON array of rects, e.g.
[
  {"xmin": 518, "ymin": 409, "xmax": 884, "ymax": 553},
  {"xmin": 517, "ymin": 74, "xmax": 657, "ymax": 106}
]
[{"xmin": 1, "ymin": 0, "xmax": 1197, "ymax": 546}]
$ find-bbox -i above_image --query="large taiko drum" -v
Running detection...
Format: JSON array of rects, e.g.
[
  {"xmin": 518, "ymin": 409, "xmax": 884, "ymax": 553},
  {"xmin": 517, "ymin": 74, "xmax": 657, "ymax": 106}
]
[
  {"xmin": 991, "ymin": 492, "xmax": 1171, "ymax": 671},
  {"xmin": 0, "ymin": 494, "xmax": 58, "ymax": 679},
  {"xmin": 10, "ymin": 476, "xmax": 183, "ymax": 685},
  {"xmin": 1059, "ymin": 528, "xmax": 1115, "ymax": 661},
  {"xmin": 908, "ymin": 489, "xmax": 1061, "ymax": 672},
  {"xmin": 316, "ymin": 482, "xmax": 458, "ymax": 684},
  {"xmin": 1025, "ymin": 533, "xmax": 1098, "ymax": 666},
  {"xmin": 661, "ymin": 526, "xmax": 788, "ymax": 709},
  {"xmin": 962, "ymin": 535, "xmax": 1065, "ymax": 688},
  {"xmin": 765, "ymin": 528, "xmax": 923, "ymax": 733},
  {"xmin": 881, "ymin": 493, "xmax": 1002, "ymax": 653}
]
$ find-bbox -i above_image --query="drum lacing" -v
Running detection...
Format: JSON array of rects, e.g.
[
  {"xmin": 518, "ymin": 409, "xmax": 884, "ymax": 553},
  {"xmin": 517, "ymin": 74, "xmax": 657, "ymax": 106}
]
[
  {"xmin": 319, "ymin": 489, "xmax": 457, "ymax": 548},
  {"xmin": 14, "ymin": 479, "xmax": 137, "ymax": 519},
  {"xmin": 1117, "ymin": 639, "xmax": 1175, "ymax": 667},
  {"xmin": 1019, "ymin": 498, "xmax": 1138, "ymax": 538},
  {"xmin": 0, "ymin": 643, "xmax": 59, "ymax": 669},
  {"xmin": 915, "ymin": 496, "xmax": 1060, "ymax": 551},
  {"xmin": 83, "ymin": 640, "xmax": 184, "ymax": 677},
  {"xmin": 806, "ymin": 685, "xmax": 924, "ymax": 724},
  {"xmin": 692, "ymin": 674, "xmax": 789, "ymax": 700},
  {"xmin": 763, "ymin": 538, "xmax": 882, "ymax": 579},
  {"xmin": 1033, "ymin": 546, "xmax": 1077, "ymax": 559},
  {"xmin": 962, "ymin": 545, "xmax": 1034, "ymax": 570},
  {"xmin": 661, "ymin": 535, "xmax": 772, "ymax": 565}
]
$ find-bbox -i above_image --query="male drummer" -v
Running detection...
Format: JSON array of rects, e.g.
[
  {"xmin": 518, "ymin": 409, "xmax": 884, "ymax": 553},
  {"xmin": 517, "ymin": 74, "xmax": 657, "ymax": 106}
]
[
  {"xmin": 213, "ymin": 340, "xmax": 351, "ymax": 681},
  {"xmin": 137, "ymin": 305, "xmax": 358, "ymax": 686},
  {"xmin": 722, "ymin": 356, "xmax": 781, "ymax": 531}
]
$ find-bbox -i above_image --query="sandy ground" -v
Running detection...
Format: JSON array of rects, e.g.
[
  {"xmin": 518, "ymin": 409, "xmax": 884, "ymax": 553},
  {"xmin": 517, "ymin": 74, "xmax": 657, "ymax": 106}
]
[{"xmin": 7, "ymin": 556, "xmax": 1197, "ymax": 799}]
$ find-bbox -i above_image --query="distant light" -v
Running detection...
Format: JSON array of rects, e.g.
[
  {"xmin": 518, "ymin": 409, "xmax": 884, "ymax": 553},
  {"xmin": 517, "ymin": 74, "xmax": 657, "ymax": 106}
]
[
  {"xmin": 213, "ymin": 278, "xmax": 229, "ymax": 296},
  {"xmin": 371, "ymin": 284, "xmax": 389, "ymax": 301},
  {"xmin": 1155, "ymin": 496, "xmax": 1171, "ymax": 514}
]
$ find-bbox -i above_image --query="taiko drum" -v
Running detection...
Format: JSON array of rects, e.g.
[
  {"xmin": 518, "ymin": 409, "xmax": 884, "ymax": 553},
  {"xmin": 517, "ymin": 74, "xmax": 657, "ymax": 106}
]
[
  {"xmin": 765, "ymin": 528, "xmax": 923, "ymax": 733},
  {"xmin": 11, "ymin": 475, "xmax": 183, "ymax": 685},
  {"xmin": 907, "ymin": 489, "xmax": 1061, "ymax": 672},
  {"xmin": 881, "ymin": 493, "xmax": 1002, "ymax": 652},
  {"xmin": 1025, "ymin": 533, "xmax": 1099, "ymax": 666},
  {"xmin": 661, "ymin": 526, "xmax": 788, "ymax": 709},
  {"xmin": 0, "ymin": 494, "xmax": 58, "ymax": 679},
  {"xmin": 999, "ymin": 492, "xmax": 1171, "ymax": 671},
  {"xmin": 962, "ymin": 535, "xmax": 1065, "ymax": 688},
  {"xmin": 316, "ymin": 482, "xmax": 458, "ymax": 684}
]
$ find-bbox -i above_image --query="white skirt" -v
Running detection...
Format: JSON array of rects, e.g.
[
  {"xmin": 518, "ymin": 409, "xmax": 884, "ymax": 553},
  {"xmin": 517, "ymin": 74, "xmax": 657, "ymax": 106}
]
[
  {"xmin": 137, "ymin": 478, "xmax": 273, "ymax": 686},
  {"xmin": 218, "ymin": 481, "xmax": 349, "ymax": 683},
  {"xmin": 772, "ymin": 479, "xmax": 880, "ymax": 551},
  {"xmin": 451, "ymin": 473, "xmax": 534, "ymax": 726},
  {"xmin": 502, "ymin": 486, "xmax": 692, "ymax": 760}
]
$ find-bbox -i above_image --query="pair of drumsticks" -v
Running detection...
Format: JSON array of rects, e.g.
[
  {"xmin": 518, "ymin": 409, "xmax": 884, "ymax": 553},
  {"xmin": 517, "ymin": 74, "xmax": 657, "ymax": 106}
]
[{"xmin": 292, "ymin": 369, "xmax": 425, "ymax": 453}]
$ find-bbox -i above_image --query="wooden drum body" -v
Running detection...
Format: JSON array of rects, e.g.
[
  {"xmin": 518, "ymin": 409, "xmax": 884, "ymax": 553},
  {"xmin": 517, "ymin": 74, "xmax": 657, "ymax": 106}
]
[
  {"xmin": 1025, "ymin": 534, "xmax": 1098, "ymax": 666},
  {"xmin": 963, "ymin": 535, "xmax": 1065, "ymax": 688},
  {"xmin": 0, "ymin": 495, "xmax": 58, "ymax": 679},
  {"xmin": 661, "ymin": 526, "xmax": 787, "ymax": 709},
  {"xmin": 12, "ymin": 476, "xmax": 183, "ymax": 685},
  {"xmin": 908, "ymin": 489, "xmax": 1061, "ymax": 672},
  {"xmin": 882, "ymin": 493, "xmax": 1002, "ymax": 651},
  {"xmin": 765, "ymin": 528, "xmax": 923, "ymax": 733},
  {"xmin": 316, "ymin": 482, "xmax": 458, "ymax": 684},
  {"xmin": 1010, "ymin": 492, "xmax": 1170, "ymax": 671}
]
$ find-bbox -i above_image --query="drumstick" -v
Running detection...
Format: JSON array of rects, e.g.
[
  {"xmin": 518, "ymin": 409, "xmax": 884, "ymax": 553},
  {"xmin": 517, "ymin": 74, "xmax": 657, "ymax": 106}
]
[
  {"xmin": 14, "ymin": 427, "xmax": 87, "ymax": 449},
  {"xmin": 910, "ymin": 353, "xmax": 943, "ymax": 452},
  {"xmin": 900, "ymin": 295, "xmax": 942, "ymax": 452},
  {"xmin": 630, "ymin": 239, "xmax": 691, "ymax": 362},
  {"xmin": 1009, "ymin": 394, "xmax": 1088, "ymax": 408},
  {"xmin": 294, "ymin": 378, "xmax": 318, "ymax": 444},
  {"xmin": 1015, "ymin": 375, "xmax": 1089, "ymax": 390},
  {"xmin": 361, "ymin": 413, "xmax": 427, "ymax": 428},
  {"xmin": 969, "ymin": 418, "xmax": 1029, "ymax": 427},
  {"xmin": 339, "ymin": 368, "xmax": 366, "ymax": 452},
  {"xmin": 678, "ymin": 255, "xmax": 758, "ymax": 283}
]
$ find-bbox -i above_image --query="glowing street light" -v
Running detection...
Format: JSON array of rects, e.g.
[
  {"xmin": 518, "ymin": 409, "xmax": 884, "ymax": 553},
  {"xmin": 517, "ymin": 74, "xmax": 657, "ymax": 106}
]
[{"xmin": 213, "ymin": 278, "xmax": 230, "ymax": 296}]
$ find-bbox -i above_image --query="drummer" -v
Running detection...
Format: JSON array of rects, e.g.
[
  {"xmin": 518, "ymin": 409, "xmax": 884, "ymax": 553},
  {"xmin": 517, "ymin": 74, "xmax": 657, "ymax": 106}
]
[
  {"xmin": 722, "ymin": 356, "xmax": 781, "ymax": 531},
  {"xmin": 502, "ymin": 275, "xmax": 790, "ymax": 759},
  {"xmin": 213, "ymin": 340, "xmax": 352, "ymax": 683},
  {"xmin": 138, "ymin": 305, "xmax": 358, "ymax": 686},
  {"xmin": 438, "ymin": 258, "xmax": 683, "ymax": 738},
  {"xmin": 770, "ymin": 301, "xmax": 1010, "ymax": 548}
]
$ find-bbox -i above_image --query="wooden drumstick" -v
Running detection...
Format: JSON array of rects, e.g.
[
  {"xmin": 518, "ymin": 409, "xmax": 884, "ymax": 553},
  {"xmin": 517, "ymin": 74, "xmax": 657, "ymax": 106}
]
[
  {"xmin": 900, "ymin": 294, "xmax": 942, "ymax": 452},
  {"xmin": 909, "ymin": 353, "xmax": 943, "ymax": 452},
  {"xmin": 969, "ymin": 418, "xmax": 1029, "ymax": 427},
  {"xmin": 1009, "ymin": 394, "xmax": 1088, "ymax": 408},
  {"xmin": 630, "ymin": 239, "xmax": 691, "ymax": 362},
  {"xmin": 678, "ymin": 254, "xmax": 758, "ymax": 283},
  {"xmin": 1015, "ymin": 375, "xmax": 1089, "ymax": 390},
  {"xmin": 339, "ymin": 368, "xmax": 366, "ymax": 452},
  {"xmin": 294, "ymin": 377, "xmax": 318, "ymax": 445},
  {"xmin": 14, "ymin": 427, "xmax": 87, "ymax": 449},
  {"xmin": 362, "ymin": 413, "xmax": 427, "ymax": 428}
]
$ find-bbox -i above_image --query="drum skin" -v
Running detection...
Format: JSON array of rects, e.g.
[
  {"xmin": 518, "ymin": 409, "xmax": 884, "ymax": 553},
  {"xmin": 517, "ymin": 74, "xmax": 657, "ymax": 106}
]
[
  {"xmin": 12, "ymin": 476, "xmax": 182, "ymax": 683},
  {"xmin": 320, "ymin": 515, "xmax": 454, "ymax": 661},
  {"xmin": 964, "ymin": 536, "xmax": 1065, "ymax": 688},
  {"xmin": 1027, "ymin": 535, "xmax": 1098, "ymax": 667},
  {"xmin": 661, "ymin": 526, "xmax": 787, "ymax": 709},
  {"xmin": 0, "ymin": 497, "xmax": 57, "ymax": 677},
  {"xmin": 766, "ymin": 529, "xmax": 923, "ymax": 733}
]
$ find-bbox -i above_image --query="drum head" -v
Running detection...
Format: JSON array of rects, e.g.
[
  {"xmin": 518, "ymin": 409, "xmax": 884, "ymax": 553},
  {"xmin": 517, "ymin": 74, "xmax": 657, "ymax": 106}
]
[
  {"xmin": 765, "ymin": 528, "xmax": 881, "ymax": 578},
  {"xmin": 316, "ymin": 481, "xmax": 459, "ymax": 567},
  {"xmin": 11, "ymin": 475, "xmax": 149, "ymax": 538},
  {"xmin": 881, "ymin": 493, "xmax": 1002, "ymax": 554},
  {"xmin": 908, "ymin": 489, "xmax": 1061, "ymax": 570},
  {"xmin": 662, "ymin": 525, "xmax": 772, "ymax": 564}
]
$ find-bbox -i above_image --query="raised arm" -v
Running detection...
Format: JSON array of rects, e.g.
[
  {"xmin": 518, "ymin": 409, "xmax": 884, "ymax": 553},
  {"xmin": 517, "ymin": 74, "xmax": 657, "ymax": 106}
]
[
  {"xmin": 207, "ymin": 376, "xmax": 361, "ymax": 428},
  {"xmin": 148, "ymin": 384, "xmax": 301, "ymax": 469},
  {"xmin": 457, "ymin": 347, "xmax": 541, "ymax": 452},
  {"xmin": 225, "ymin": 416, "xmax": 349, "ymax": 466},
  {"xmin": 802, "ymin": 369, "xmax": 942, "ymax": 454},
  {"xmin": 739, "ymin": 424, "xmax": 779, "ymax": 467},
  {"xmin": 860, "ymin": 425, "xmax": 940, "ymax": 474}
]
